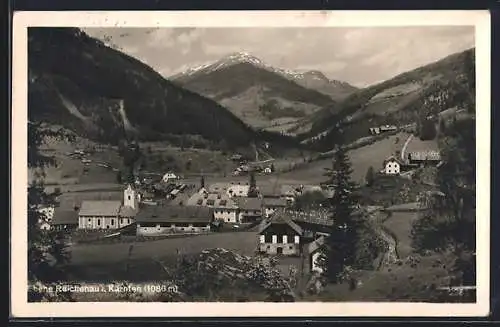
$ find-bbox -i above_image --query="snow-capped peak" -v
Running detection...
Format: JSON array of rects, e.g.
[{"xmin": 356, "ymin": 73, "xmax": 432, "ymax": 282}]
[{"xmin": 169, "ymin": 52, "xmax": 353, "ymax": 88}]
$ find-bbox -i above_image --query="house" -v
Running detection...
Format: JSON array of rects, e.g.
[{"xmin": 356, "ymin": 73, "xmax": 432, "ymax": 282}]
[
  {"xmin": 256, "ymin": 184, "xmax": 281, "ymax": 198},
  {"xmin": 281, "ymin": 185, "xmax": 300, "ymax": 205},
  {"xmin": 227, "ymin": 182, "xmax": 250, "ymax": 198},
  {"xmin": 263, "ymin": 167, "xmax": 272, "ymax": 174},
  {"xmin": 235, "ymin": 197, "xmax": 263, "ymax": 223},
  {"xmin": 51, "ymin": 208, "xmax": 79, "ymax": 231},
  {"xmin": 135, "ymin": 205, "xmax": 214, "ymax": 236},
  {"xmin": 78, "ymin": 201, "xmax": 122, "ymax": 229},
  {"xmin": 383, "ymin": 156, "xmax": 403, "ymax": 175},
  {"xmin": 369, "ymin": 127, "xmax": 381, "ymax": 135},
  {"xmin": 263, "ymin": 197, "xmax": 288, "ymax": 218},
  {"xmin": 407, "ymin": 151, "xmax": 442, "ymax": 166},
  {"xmin": 258, "ymin": 212, "xmax": 305, "ymax": 256},
  {"xmin": 187, "ymin": 191, "xmax": 239, "ymax": 223},
  {"xmin": 162, "ymin": 172, "xmax": 178, "ymax": 183},
  {"xmin": 380, "ymin": 125, "xmax": 398, "ymax": 132},
  {"xmin": 78, "ymin": 185, "xmax": 139, "ymax": 230},
  {"xmin": 306, "ymin": 236, "xmax": 329, "ymax": 274}
]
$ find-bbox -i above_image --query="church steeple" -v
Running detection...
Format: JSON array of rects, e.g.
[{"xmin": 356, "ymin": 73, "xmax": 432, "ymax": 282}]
[{"xmin": 124, "ymin": 184, "xmax": 138, "ymax": 209}]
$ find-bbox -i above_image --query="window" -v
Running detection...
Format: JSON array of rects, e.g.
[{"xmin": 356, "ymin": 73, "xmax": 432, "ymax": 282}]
[
  {"xmin": 88, "ymin": 218, "xmax": 91, "ymax": 222},
  {"xmin": 111, "ymin": 219, "xmax": 115, "ymax": 226},
  {"xmin": 128, "ymin": 195, "xmax": 131, "ymax": 201},
  {"xmin": 289, "ymin": 245, "xmax": 293, "ymax": 250},
  {"xmin": 97, "ymin": 219, "xmax": 101, "ymax": 226}
]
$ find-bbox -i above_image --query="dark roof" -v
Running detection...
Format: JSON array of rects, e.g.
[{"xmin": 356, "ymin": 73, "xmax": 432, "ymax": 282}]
[
  {"xmin": 263, "ymin": 197, "xmax": 288, "ymax": 207},
  {"xmin": 119, "ymin": 205, "xmax": 138, "ymax": 217},
  {"xmin": 135, "ymin": 205, "xmax": 214, "ymax": 223},
  {"xmin": 79, "ymin": 201, "xmax": 122, "ymax": 216},
  {"xmin": 236, "ymin": 197, "xmax": 263, "ymax": 211},
  {"xmin": 52, "ymin": 208, "xmax": 79, "ymax": 225},
  {"xmin": 259, "ymin": 211, "xmax": 303, "ymax": 235}
]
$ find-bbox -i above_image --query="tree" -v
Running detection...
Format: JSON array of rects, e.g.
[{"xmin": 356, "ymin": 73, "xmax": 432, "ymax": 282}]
[
  {"xmin": 411, "ymin": 115, "xmax": 476, "ymax": 287},
  {"xmin": 270, "ymin": 163, "xmax": 275, "ymax": 173},
  {"xmin": 248, "ymin": 172, "xmax": 258, "ymax": 198},
  {"xmin": 28, "ymin": 122, "xmax": 73, "ymax": 301},
  {"xmin": 318, "ymin": 140, "xmax": 361, "ymax": 283},
  {"xmin": 420, "ymin": 119, "xmax": 437, "ymax": 140},
  {"xmin": 365, "ymin": 166, "xmax": 375, "ymax": 187}
]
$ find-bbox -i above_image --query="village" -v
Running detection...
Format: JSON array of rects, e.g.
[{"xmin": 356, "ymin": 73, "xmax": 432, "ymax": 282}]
[{"xmin": 33, "ymin": 118, "xmax": 451, "ymax": 299}]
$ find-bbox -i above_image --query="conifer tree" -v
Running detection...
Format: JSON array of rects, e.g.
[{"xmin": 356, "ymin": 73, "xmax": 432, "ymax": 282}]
[
  {"xmin": 248, "ymin": 171, "xmax": 258, "ymax": 198},
  {"xmin": 317, "ymin": 128, "xmax": 360, "ymax": 283}
]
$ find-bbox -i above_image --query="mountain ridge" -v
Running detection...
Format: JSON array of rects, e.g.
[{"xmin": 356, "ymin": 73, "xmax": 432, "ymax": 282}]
[{"xmin": 28, "ymin": 28, "xmax": 261, "ymax": 149}]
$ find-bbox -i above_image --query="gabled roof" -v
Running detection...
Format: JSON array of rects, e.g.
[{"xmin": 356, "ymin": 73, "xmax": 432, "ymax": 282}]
[
  {"xmin": 187, "ymin": 192, "xmax": 239, "ymax": 209},
  {"xmin": 52, "ymin": 208, "xmax": 79, "ymax": 225},
  {"xmin": 383, "ymin": 155, "xmax": 404, "ymax": 166},
  {"xmin": 79, "ymin": 201, "xmax": 122, "ymax": 217},
  {"xmin": 136, "ymin": 205, "xmax": 214, "ymax": 223},
  {"xmin": 235, "ymin": 197, "xmax": 263, "ymax": 211},
  {"xmin": 119, "ymin": 205, "xmax": 138, "ymax": 217},
  {"xmin": 263, "ymin": 197, "xmax": 288, "ymax": 207},
  {"xmin": 259, "ymin": 211, "xmax": 303, "ymax": 235}
]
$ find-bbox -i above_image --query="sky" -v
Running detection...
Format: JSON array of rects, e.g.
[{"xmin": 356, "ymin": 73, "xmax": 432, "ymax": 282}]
[{"xmin": 84, "ymin": 26, "xmax": 474, "ymax": 88}]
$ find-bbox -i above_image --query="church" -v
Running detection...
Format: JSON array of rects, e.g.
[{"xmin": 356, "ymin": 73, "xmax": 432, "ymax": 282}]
[{"xmin": 78, "ymin": 185, "xmax": 140, "ymax": 230}]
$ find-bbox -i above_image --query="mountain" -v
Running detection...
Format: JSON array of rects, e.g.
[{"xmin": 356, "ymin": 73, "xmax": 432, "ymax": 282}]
[
  {"xmin": 277, "ymin": 70, "xmax": 358, "ymax": 100},
  {"xmin": 170, "ymin": 52, "xmax": 353, "ymax": 133},
  {"xmin": 27, "ymin": 28, "xmax": 258, "ymax": 148},
  {"xmin": 302, "ymin": 48, "xmax": 475, "ymax": 150}
]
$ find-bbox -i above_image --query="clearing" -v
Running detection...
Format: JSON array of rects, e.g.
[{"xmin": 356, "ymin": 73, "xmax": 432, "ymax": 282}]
[{"xmin": 280, "ymin": 132, "xmax": 408, "ymax": 184}]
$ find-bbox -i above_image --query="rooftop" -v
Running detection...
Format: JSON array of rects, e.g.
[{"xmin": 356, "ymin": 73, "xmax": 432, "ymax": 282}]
[
  {"xmin": 259, "ymin": 211, "xmax": 304, "ymax": 235},
  {"xmin": 187, "ymin": 192, "xmax": 239, "ymax": 209},
  {"xmin": 78, "ymin": 201, "xmax": 122, "ymax": 217},
  {"xmin": 136, "ymin": 205, "xmax": 214, "ymax": 223},
  {"xmin": 263, "ymin": 197, "xmax": 288, "ymax": 207},
  {"xmin": 52, "ymin": 208, "xmax": 79, "ymax": 225},
  {"xmin": 235, "ymin": 197, "xmax": 263, "ymax": 211},
  {"xmin": 409, "ymin": 151, "xmax": 442, "ymax": 161}
]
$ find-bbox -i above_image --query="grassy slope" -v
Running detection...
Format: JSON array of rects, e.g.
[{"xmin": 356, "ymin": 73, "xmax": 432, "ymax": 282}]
[{"xmin": 302, "ymin": 48, "xmax": 475, "ymax": 148}]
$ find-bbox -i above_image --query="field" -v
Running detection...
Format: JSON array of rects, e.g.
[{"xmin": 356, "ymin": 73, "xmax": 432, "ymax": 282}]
[
  {"xmin": 382, "ymin": 211, "xmax": 420, "ymax": 258},
  {"xmin": 68, "ymin": 231, "xmax": 259, "ymax": 281},
  {"xmin": 280, "ymin": 132, "xmax": 408, "ymax": 184}
]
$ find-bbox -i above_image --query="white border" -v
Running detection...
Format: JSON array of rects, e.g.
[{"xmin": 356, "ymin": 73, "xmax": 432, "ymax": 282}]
[{"xmin": 11, "ymin": 10, "xmax": 491, "ymax": 318}]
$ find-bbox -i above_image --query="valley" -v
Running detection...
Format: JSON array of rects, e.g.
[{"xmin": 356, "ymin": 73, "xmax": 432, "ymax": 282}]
[{"xmin": 27, "ymin": 27, "xmax": 476, "ymax": 304}]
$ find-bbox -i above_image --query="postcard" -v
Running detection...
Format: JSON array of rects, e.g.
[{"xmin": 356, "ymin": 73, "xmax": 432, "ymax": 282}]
[{"xmin": 11, "ymin": 10, "xmax": 490, "ymax": 317}]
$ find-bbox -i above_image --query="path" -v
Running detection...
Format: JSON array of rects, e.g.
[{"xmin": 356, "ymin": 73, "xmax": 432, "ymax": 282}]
[
  {"xmin": 400, "ymin": 134, "xmax": 414, "ymax": 162},
  {"xmin": 367, "ymin": 208, "xmax": 399, "ymax": 269}
]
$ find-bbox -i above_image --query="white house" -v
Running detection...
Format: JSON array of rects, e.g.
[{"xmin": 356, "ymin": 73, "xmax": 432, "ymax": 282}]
[
  {"xmin": 187, "ymin": 191, "xmax": 239, "ymax": 223},
  {"xmin": 227, "ymin": 183, "xmax": 250, "ymax": 198},
  {"xmin": 383, "ymin": 156, "xmax": 402, "ymax": 175},
  {"xmin": 162, "ymin": 172, "xmax": 178, "ymax": 183},
  {"xmin": 136, "ymin": 205, "xmax": 213, "ymax": 236}
]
